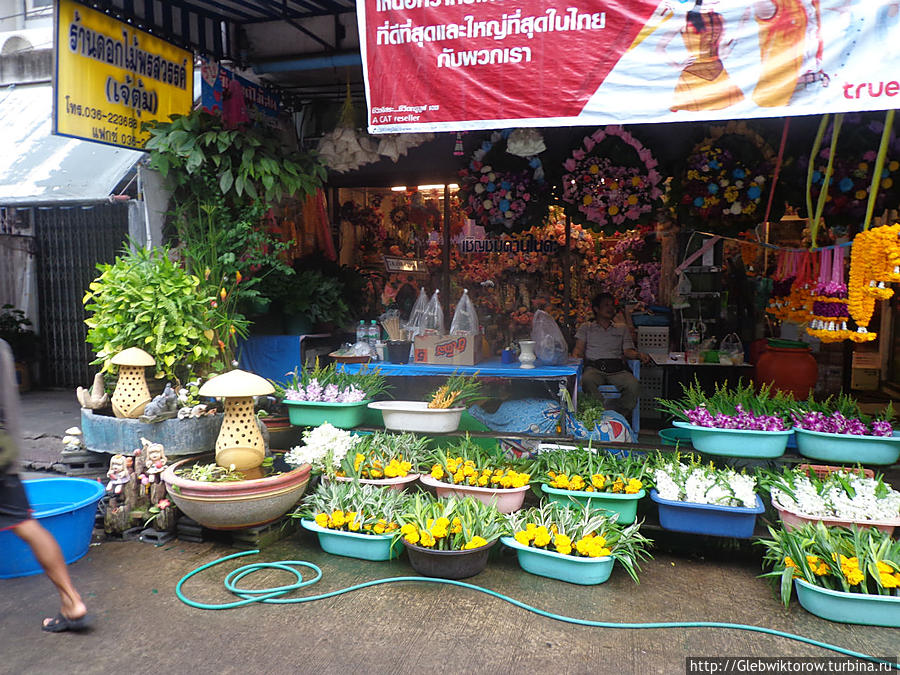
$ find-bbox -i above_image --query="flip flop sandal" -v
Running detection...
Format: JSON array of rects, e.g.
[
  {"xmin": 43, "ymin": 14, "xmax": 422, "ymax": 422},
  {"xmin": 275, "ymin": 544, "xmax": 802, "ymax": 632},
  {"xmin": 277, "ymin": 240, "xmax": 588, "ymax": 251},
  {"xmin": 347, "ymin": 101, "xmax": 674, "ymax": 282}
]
[{"xmin": 41, "ymin": 613, "xmax": 92, "ymax": 633}]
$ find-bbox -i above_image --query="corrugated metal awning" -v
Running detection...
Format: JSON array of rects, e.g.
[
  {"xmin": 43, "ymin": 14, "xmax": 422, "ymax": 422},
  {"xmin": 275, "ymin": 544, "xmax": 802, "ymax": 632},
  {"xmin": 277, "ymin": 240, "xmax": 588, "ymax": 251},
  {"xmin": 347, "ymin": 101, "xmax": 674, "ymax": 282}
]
[{"xmin": 0, "ymin": 83, "xmax": 144, "ymax": 205}]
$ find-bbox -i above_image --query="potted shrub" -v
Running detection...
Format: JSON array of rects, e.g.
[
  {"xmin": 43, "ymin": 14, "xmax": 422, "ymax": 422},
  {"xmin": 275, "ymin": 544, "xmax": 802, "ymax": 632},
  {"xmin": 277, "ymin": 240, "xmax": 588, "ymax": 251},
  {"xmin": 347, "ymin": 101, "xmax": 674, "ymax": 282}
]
[
  {"xmin": 532, "ymin": 445, "xmax": 648, "ymax": 524},
  {"xmin": 296, "ymin": 481, "xmax": 407, "ymax": 561},
  {"xmin": 657, "ymin": 380, "xmax": 794, "ymax": 458},
  {"xmin": 419, "ymin": 436, "xmax": 531, "ymax": 513},
  {"xmin": 282, "ymin": 360, "xmax": 388, "ymax": 429},
  {"xmin": 0, "ymin": 304, "xmax": 37, "ymax": 363},
  {"xmin": 369, "ymin": 373, "xmax": 485, "ymax": 434},
  {"xmin": 791, "ymin": 395, "xmax": 899, "ymax": 465},
  {"xmin": 333, "ymin": 431, "xmax": 428, "ymax": 490},
  {"xmin": 759, "ymin": 464, "xmax": 900, "ymax": 535},
  {"xmin": 395, "ymin": 493, "xmax": 509, "ymax": 579},
  {"xmin": 502, "ymin": 501, "xmax": 652, "ymax": 585},
  {"xmin": 760, "ymin": 522, "xmax": 900, "ymax": 628},
  {"xmin": 650, "ymin": 454, "xmax": 764, "ymax": 538}
]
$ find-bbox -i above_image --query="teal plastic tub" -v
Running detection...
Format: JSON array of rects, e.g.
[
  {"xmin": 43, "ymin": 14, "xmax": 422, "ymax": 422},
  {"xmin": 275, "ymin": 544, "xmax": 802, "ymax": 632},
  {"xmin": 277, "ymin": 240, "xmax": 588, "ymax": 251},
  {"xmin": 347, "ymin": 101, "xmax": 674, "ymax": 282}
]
[
  {"xmin": 672, "ymin": 421, "xmax": 791, "ymax": 458},
  {"xmin": 658, "ymin": 427, "xmax": 693, "ymax": 447},
  {"xmin": 795, "ymin": 579, "xmax": 900, "ymax": 628},
  {"xmin": 795, "ymin": 428, "xmax": 900, "ymax": 466},
  {"xmin": 0, "ymin": 477, "xmax": 104, "ymax": 578},
  {"xmin": 541, "ymin": 484, "xmax": 645, "ymax": 525},
  {"xmin": 301, "ymin": 519, "xmax": 400, "ymax": 561},
  {"xmin": 283, "ymin": 399, "xmax": 371, "ymax": 429},
  {"xmin": 501, "ymin": 536, "xmax": 614, "ymax": 585}
]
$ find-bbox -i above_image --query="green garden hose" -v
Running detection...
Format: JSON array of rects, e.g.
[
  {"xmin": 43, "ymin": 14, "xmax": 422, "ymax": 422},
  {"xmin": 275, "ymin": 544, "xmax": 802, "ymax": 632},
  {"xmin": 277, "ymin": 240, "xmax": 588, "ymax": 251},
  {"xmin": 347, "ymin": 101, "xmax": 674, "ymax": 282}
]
[{"xmin": 176, "ymin": 550, "xmax": 899, "ymax": 671}]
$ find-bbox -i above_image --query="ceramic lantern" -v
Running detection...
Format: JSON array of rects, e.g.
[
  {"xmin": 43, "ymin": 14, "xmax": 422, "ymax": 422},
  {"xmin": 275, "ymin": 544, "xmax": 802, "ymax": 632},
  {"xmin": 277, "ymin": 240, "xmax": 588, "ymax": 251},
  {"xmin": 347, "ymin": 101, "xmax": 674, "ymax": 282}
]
[
  {"xmin": 110, "ymin": 347, "xmax": 156, "ymax": 419},
  {"xmin": 198, "ymin": 369, "xmax": 274, "ymax": 471}
]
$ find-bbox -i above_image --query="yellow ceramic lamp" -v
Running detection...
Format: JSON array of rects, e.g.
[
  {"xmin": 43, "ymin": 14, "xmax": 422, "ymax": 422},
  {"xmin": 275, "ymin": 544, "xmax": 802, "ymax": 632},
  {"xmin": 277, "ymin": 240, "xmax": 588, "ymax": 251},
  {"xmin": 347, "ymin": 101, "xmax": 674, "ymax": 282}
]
[
  {"xmin": 110, "ymin": 347, "xmax": 156, "ymax": 419},
  {"xmin": 199, "ymin": 369, "xmax": 274, "ymax": 471}
]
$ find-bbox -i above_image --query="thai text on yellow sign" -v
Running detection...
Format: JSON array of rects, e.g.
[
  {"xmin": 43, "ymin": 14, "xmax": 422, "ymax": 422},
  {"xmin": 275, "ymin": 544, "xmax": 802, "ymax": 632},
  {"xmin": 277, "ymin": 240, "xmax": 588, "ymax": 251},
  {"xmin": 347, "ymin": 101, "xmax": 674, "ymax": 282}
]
[{"xmin": 54, "ymin": 0, "xmax": 193, "ymax": 149}]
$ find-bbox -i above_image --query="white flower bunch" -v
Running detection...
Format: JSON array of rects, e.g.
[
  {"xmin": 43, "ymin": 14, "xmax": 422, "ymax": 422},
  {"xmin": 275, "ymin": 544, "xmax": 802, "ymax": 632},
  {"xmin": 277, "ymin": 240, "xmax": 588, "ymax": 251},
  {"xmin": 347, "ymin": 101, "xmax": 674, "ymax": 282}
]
[
  {"xmin": 772, "ymin": 475, "xmax": 900, "ymax": 522},
  {"xmin": 654, "ymin": 460, "xmax": 757, "ymax": 508},
  {"xmin": 284, "ymin": 423, "xmax": 361, "ymax": 474}
]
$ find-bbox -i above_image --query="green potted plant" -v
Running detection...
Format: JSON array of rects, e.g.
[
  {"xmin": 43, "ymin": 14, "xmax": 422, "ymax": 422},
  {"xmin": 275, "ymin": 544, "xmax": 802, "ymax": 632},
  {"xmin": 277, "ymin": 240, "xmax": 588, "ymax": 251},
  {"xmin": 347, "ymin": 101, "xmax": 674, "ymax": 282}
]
[
  {"xmin": 281, "ymin": 360, "xmax": 389, "ymax": 429},
  {"xmin": 0, "ymin": 304, "xmax": 36, "ymax": 362},
  {"xmin": 333, "ymin": 431, "xmax": 428, "ymax": 489}
]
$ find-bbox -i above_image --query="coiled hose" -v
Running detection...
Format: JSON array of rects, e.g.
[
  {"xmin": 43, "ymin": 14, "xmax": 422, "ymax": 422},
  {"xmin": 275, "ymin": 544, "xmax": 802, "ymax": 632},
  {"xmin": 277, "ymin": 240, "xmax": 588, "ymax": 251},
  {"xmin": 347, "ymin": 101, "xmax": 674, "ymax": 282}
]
[{"xmin": 176, "ymin": 550, "xmax": 899, "ymax": 671}]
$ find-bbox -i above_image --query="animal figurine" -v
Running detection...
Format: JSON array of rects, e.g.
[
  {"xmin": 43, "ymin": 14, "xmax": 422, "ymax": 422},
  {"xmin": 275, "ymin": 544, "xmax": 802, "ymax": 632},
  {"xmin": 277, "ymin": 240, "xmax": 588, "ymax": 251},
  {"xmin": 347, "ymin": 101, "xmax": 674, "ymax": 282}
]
[
  {"xmin": 139, "ymin": 384, "xmax": 178, "ymax": 422},
  {"xmin": 76, "ymin": 372, "xmax": 109, "ymax": 410},
  {"xmin": 105, "ymin": 454, "xmax": 132, "ymax": 495}
]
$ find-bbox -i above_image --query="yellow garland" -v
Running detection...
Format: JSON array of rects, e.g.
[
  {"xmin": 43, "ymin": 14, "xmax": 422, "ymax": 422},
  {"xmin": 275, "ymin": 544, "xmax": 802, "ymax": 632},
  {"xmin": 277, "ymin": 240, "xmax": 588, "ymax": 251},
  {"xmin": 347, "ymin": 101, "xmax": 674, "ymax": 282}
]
[{"xmin": 847, "ymin": 224, "xmax": 900, "ymax": 340}]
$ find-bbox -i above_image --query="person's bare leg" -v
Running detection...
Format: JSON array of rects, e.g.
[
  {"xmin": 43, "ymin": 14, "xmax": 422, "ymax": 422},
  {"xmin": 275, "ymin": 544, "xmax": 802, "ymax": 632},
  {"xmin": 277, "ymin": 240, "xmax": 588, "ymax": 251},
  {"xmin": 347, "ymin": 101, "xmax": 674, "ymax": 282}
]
[{"xmin": 12, "ymin": 518, "xmax": 87, "ymax": 624}]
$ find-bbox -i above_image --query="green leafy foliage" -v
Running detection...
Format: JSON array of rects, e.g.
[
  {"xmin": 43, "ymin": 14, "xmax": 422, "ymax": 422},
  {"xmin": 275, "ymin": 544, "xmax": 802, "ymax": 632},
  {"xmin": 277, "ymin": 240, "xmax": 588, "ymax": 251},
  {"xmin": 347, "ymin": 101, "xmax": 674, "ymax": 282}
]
[
  {"xmin": 281, "ymin": 359, "xmax": 390, "ymax": 399},
  {"xmin": 656, "ymin": 379, "xmax": 794, "ymax": 424},
  {"xmin": 82, "ymin": 246, "xmax": 222, "ymax": 382}
]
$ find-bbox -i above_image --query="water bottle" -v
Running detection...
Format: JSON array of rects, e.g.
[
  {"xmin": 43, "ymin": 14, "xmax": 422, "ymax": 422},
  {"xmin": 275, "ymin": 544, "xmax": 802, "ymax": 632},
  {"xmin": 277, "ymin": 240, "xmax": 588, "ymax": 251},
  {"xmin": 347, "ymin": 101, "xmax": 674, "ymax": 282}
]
[
  {"xmin": 368, "ymin": 320, "xmax": 380, "ymax": 360},
  {"xmin": 356, "ymin": 320, "xmax": 366, "ymax": 346}
]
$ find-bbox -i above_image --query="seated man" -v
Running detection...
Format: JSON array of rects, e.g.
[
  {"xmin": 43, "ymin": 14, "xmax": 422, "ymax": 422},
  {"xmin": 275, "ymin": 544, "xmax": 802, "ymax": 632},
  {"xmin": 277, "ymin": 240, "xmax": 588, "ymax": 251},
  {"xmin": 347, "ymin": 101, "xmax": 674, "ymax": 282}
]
[{"xmin": 572, "ymin": 293, "xmax": 651, "ymax": 417}]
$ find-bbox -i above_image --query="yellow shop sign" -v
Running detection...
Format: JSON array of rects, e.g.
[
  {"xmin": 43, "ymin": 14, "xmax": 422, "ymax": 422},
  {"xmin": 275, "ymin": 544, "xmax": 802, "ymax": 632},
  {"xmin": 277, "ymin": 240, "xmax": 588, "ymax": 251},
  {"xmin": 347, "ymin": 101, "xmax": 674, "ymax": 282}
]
[{"xmin": 54, "ymin": 0, "xmax": 193, "ymax": 150}]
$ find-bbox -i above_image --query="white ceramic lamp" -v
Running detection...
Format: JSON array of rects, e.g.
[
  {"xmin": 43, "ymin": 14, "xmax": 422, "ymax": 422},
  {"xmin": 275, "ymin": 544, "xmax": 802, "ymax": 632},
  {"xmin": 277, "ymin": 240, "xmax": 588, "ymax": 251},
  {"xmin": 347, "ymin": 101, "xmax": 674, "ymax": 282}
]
[
  {"xmin": 110, "ymin": 347, "xmax": 156, "ymax": 418},
  {"xmin": 199, "ymin": 369, "xmax": 274, "ymax": 471}
]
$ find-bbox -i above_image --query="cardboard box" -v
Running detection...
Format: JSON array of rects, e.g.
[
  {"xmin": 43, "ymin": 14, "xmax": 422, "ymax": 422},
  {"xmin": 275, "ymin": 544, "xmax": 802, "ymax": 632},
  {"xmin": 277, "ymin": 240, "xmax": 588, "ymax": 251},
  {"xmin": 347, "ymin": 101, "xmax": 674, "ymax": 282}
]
[
  {"xmin": 851, "ymin": 368, "xmax": 880, "ymax": 391},
  {"xmin": 414, "ymin": 333, "xmax": 482, "ymax": 366},
  {"xmin": 852, "ymin": 352, "xmax": 881, "ymax": 369}
]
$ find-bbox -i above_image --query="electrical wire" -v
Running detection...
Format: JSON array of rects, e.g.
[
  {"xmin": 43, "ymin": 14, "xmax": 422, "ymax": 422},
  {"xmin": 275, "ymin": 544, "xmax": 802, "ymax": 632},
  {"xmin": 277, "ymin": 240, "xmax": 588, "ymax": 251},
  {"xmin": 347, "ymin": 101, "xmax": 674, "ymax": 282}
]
[{"xmin": 176, "ymin": 550, "xmax": 899, "ymax": 671}]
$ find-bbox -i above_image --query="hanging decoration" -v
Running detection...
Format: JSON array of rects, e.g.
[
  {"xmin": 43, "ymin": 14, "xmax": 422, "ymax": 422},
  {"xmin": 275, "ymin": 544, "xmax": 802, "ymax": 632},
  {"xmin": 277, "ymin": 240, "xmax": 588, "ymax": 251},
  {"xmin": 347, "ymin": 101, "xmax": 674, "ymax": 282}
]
[
  {"xmin": 317, "ymin": 89, "xmax": 381, "ymax": 173},
  {"xmin": 766, "ymin": 251, "xmax": 797, "ymax": 321},
  {"xmin": 807, "ymin": 247, "xmax": 852, "ymax": 342},
  {"xmin": 457, "ymin": 129, "xmax": 549, "ymax": 234},
  {"xmin": 847, "ymin": 223, "xmax": 900, "ymax": 341},
  {"xmin": 679, "ymin": 121, "xmax": 774, "ymax": 222},
  {"xmin": 561, "ymin": 126, "xmax": 663, "ymax": 229},
  {"xmin": 376, "ymin": 133, "xmax": 434, "ymax": 163},
  {"xmin": 507, "ymin": 128, "xmax": 546, "ymax": 157}
]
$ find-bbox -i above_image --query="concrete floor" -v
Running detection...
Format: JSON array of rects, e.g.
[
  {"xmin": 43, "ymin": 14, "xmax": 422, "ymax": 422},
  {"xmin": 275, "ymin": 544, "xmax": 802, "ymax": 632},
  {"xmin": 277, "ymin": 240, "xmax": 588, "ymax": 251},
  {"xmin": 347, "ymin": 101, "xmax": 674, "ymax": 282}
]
[{"xmin": 3, "ymin": 390, "xmax": 899, "ymax": 674}]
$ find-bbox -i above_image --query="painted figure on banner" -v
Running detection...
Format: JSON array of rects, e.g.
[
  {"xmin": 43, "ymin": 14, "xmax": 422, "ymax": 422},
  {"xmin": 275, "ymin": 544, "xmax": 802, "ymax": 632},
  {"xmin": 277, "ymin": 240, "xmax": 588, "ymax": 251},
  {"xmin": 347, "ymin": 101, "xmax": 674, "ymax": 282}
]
[
  {"xmin": 657, "ymin": 0, "xmax": 744, "ymax": 112},
  {"xmin": 747, "ymin": 0, "xmax": 810, "ymax": 107}
]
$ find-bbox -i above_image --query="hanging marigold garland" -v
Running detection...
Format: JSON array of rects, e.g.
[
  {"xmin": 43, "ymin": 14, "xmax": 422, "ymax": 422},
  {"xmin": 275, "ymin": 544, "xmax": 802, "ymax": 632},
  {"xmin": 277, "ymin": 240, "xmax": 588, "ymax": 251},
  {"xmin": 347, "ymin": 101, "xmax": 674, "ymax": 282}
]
[{"xmin": 847, "ymin": 223, "xmax": 900, "ymax": 341}]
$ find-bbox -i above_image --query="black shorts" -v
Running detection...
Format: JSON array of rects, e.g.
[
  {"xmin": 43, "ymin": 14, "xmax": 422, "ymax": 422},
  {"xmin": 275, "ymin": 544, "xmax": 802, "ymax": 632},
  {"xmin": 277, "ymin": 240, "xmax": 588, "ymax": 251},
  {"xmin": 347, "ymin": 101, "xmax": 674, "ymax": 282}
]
[{"xmin": 0, "ymin": 470, "xmax": 31, "ymax": 531}]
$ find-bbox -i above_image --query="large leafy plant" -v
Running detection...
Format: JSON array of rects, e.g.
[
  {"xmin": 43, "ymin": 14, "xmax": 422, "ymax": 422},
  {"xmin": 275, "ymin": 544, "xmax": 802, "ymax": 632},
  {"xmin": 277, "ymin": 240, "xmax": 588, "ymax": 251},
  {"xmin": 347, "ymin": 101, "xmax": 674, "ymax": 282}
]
[{"xmin": 83, "ymin": 246, "xmax": 223, "ymax": 382}]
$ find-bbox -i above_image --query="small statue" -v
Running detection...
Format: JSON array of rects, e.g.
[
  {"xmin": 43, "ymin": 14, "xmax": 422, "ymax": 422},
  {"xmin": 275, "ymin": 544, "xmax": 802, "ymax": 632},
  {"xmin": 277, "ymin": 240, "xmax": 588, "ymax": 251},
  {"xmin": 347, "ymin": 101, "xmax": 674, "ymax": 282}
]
[
  {"xmin": 76, "ymin": 372, "xmax": 109, "ymax": 410},
  {"xmin": 139, "ymin": 384, "xmax": 178, "ymax": 422},
  {"xmin": 106, "ymin": 454, "xmax": 132, "ymax": 496},
  {"xmin": 139, "ymin": 438, "xmax": 168, "ymax": 486},
  {"xmin": 61, "ymin": 427, "xmax": 83, "ymax": 454}
]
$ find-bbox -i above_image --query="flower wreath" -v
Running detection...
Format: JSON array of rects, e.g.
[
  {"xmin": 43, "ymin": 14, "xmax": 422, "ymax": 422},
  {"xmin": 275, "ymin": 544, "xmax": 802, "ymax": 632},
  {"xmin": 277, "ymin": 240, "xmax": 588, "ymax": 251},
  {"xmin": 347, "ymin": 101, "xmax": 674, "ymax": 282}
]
[
  {"xmin": 457, "ymin": 129, "xmax": 549, "ymax": 234},
  {"xmin": 680, "ymin": 121, "xmax": 774, "ymax": 221},
  {"xmin": 561, "ymin": 126, "xmax": 663, "ymax": 229}
]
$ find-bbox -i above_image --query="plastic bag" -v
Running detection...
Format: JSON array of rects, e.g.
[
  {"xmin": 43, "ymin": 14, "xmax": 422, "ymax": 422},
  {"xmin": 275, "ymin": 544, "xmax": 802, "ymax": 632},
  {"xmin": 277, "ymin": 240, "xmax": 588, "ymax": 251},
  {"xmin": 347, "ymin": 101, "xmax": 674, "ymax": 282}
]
[
  {"xmin": 531, "ymin": 310, "xmax": 567, "ymax": 365},
  {"xmin": 449, "ymin": 289, "xmax": 480, "ymax": 334},
  {"xmin": 719, "ymin": 333, "xmax": 744, "ymax": 365},
  {"xmin": 404, "ymin": 288, "xmax": 429, "ymax": 339},
  {"xmin": 421, "ymin": 289, "xmax": 445, "ymax": 335}
]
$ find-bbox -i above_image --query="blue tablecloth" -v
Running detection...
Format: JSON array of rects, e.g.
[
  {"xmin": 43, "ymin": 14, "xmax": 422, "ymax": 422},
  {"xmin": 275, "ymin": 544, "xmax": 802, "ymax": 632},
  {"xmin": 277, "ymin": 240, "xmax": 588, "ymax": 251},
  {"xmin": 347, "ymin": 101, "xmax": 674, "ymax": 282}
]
[
  {"xmin": 237, "ymin": 334, "xmax": 330, "ymax": 384},
  {"xmin": 340, "ymin": 358, "xmax": 582, "ymax": 379}
]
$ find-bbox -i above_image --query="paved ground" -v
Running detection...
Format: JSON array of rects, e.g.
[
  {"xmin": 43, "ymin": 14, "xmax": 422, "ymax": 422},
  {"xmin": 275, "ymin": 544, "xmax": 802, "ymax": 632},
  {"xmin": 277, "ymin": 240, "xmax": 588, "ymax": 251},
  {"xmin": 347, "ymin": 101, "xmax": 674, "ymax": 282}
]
[{"xmin": 2, "ymin": 390, "xmax": 898, "ymax": 675}]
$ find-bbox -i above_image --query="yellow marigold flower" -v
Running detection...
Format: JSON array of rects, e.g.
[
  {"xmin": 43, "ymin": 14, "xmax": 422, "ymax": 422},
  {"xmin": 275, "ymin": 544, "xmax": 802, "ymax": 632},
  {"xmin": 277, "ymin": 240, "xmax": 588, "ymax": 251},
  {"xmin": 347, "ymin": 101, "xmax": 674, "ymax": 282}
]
[
  {"xmin": 463, "ymin": 465, "xmax": 475, "ymax": 477},
  {"xmin": 625, "ymin": 478, "xmax": 643, "ymax": 494},
  {"xmin": 404, "ymin": 531, "xmax": 420, "ymax": 545},
  {"xmin": 784, "ymin": 556, "xmax": 796, "ymax": 569},
  {"xmin": 400, "ymin": 461, "xmax": 412, "ymax": 474},
  {"xmin": 585, "ymin": 486, "xmax": 595, "ymax": 492},
  {"xmin": 467, "ymin": 475, "xmax": 478, "ymax": 486},
  {"xmin": 855, "ymin": 189, "xmax": 868, "ymax": 200},
  {"xmin": 533, "ymin": 526, "xmax": 551, "ymax": 547},
  {"xmin": 611, "ymin": 479, "xmax": 624, "ymax": 494},
  {"xmin": 608, "ymin": 205, "xmax": 620, "ymax": 215},
  {"xmin": 553, "ymin": 474, "xmax": 570, "ymax": 489},
  {"xmin": 627, "ymin": 194, "xmax": 639, "ymax": 205},
  {"xmin": 583, "ymin": 195, "xmax": 593, "ymax": 206},
  {"xmin": 370, "ymin": 469, "xmax": 383, "ymax": 478},
  {"xmin": 373, "ymin": 522, "xmax": 386, "ymax": 534},
  {"xmin": 879, "ymin": 572, "xmax": 898, "ymax": 588},
  {"xmin": 354, "ymin": 453, "xmax": 365, "ymax": 469},
  {"xmin": 420, "ymin": 531, "xmax": 436, "ymax": 547},
  {"xmin": 526, "ymin": 522, "xmax": 536, "ymax": 531},
  {"xmin": 556, "ymin": 542, "xmax": 572, "ymax": 556},
  {"xmin": 463, "ymin": 536, "xmax": 488, "ymax": 550},
  {"xmin": 594, "ymin": 547, "xmax": 611, "ymax": 558},
  {"xmin": 477, "ymin": 475, "xmax": 489, "ymax": 487},
  {"xmin": 876, "ymin": 561, "xmax": 895, "ymax": 574},
  {"xmin": 453, "ymin": 470, "xmax": 465, "ymax": 484},
  {"xmin": 348, "ymin": 518, "xmax": 361, "ymax": 532},
  {"xmin": 494, "ymin": 469, "xmax": 504, "ymax": 476},
  {"xmin": 314, "ymin": 513, "xmax": 329, "ymax": 528},
  {"xmin": 431, "ymin": 465, "xmax": 445, "ymax": 480},
  {"xmin": 451, "ymin": 517, "xmax": 462, "ymax": 534},
  {"xmin": 331, "ymin": 510, "xmax": 346, "ymax": 527},
  {"xmin": 400, "ymin": 523, "xmax": 417, "ymax": 535},
  {"xmin": 845, "ymin": 568, "xmax": 864, "ymax": 586},
  {"xmin": 569, "ymin": 475, "xmax": 586, "ymax": 491},
  {"xmin": 514, "ymin": 530, "xmax": 533, "ymax": 546},
  {"xmin": 591, "ymin": 474, "xmax": 606, "ymax": 489}
]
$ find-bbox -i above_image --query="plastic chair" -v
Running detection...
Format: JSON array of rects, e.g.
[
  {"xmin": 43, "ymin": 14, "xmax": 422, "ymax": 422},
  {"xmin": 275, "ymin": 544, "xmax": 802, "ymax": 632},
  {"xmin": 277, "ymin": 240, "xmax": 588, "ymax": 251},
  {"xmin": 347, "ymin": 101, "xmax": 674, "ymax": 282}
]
[{"xmin": 593, "ymin": 359, "xmax": 641, "ymax": 434}]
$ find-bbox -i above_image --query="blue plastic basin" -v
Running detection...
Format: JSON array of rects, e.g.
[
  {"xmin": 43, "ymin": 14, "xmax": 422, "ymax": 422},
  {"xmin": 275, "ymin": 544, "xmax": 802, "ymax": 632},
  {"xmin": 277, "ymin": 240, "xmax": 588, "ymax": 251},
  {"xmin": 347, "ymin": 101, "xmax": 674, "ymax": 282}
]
[
  {"xmin": 0, "ymin": 477, "xmax": 104, "ymax": 578},
  {"xmin": 650, "ymin": 489, "xmax": 764, "ymax": 539},
  {"xmin": 658, "ymin": 427, "xmax": 693, "ymax": 447}
]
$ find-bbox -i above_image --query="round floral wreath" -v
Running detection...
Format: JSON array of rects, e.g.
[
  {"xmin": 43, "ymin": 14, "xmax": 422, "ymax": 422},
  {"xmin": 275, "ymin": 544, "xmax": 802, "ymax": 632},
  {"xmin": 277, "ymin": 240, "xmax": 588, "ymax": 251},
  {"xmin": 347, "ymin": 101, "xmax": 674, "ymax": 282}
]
[
  {"xmin": 457, "ymin": 130, "xmax": 548, "ymax": 234},
  {"xmin": 681, "ymin": 121, "xmax": 774, "ymax": 220},
  {"xmin": 561, "ymin": 126, "xmax": 663, "ymax": 228}
]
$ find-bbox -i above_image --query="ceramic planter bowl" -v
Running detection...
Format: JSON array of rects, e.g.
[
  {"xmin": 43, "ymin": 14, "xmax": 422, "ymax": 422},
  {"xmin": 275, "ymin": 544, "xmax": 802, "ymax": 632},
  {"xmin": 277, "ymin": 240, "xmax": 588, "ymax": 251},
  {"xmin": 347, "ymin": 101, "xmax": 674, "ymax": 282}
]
[
  {"xmin": 301, "ymin": 519, "xmax": 401, "ymax": 561},
  {"xmin": 283, "ymin": 399, "xmax": 371, "ymax": 429},
  {"xmin": 162, "ymin": 455, "xmax": 311, "ymax": 530},
  {"xmin": 81, "ymin": 408, "xmax": 222, "ymax": 458},
  {"xmin": 368, "ymin": 401, "xmax": 465, "ymax": 433},
  {"xmin": 795, "ymin": 579, "xmax": 900, "ymax": 628},
  {"xmin": 403, "ymin": 539, "xmax": 497, "ymax": 579},
  {"xmin": 500, "ymin": 536, "xmax": 614, "ymax": 585},
  {"xmin": 419, "ymin": 474, "xmax": 528, "ymax": 513},
  {"xmin": 795, "ymin": 428, "xmax": 900, "ymax": 465},
  {"xmin": 540, "ymin": 484, "xmax": 645, "ymax": 525},
  {"xmin": 650, "ymin": 489, "xmax": 764, "ymax": 539},
  {"xmin": 331, "ymin": 473, "xmax": 420, "ymax": 492},
  {"xmin": 773, "ymin": 502, "xmax": 898, "ymax": 536},
  {"xmin": 672, "ymin": 421, "xmax": 790, "ymax": 458}
]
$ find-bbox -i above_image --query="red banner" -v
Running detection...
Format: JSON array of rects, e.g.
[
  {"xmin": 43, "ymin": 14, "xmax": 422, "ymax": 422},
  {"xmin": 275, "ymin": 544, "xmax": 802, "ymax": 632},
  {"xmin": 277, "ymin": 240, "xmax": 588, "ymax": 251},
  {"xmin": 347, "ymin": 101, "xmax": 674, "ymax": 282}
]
[{"xmin": 358, "ymin": 0, "xmax": 900, "ymax": 133}]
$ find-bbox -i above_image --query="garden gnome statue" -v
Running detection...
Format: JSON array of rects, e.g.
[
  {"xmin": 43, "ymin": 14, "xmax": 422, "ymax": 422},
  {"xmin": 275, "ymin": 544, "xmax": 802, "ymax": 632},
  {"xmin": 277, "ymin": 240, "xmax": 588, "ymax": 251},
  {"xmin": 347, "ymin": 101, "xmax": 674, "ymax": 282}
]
[
  {"xmin": 105, "ymin": 454, "xmax": 132, "ymax": 496},
  {"xmin": 139, "ymin": 438, "xmax": 168, "ymax": 486}
]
